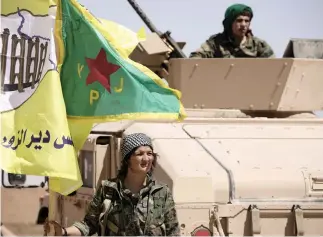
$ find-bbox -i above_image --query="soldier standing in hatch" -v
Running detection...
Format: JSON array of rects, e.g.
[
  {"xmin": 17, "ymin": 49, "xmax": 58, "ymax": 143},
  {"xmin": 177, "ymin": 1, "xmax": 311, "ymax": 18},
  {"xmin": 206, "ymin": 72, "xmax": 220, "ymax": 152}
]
[
  {"xmin": 190, "ymin": 3, "xmax": 275, "ymax": 58},
  {"xmin": 44, "ymin": 133, "xmax": 180, "ymax": 236}
]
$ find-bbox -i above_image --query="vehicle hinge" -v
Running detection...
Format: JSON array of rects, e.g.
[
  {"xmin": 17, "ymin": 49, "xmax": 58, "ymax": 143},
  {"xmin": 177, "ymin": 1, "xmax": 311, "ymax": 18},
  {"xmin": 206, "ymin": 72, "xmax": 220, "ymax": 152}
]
[
  {"xmin": 249, "ymin": 205, "xmax": 261, "ymax": 236},
  {"xmin": 293, "ymin": 205, "xmax": 304, "ymax": 236}
]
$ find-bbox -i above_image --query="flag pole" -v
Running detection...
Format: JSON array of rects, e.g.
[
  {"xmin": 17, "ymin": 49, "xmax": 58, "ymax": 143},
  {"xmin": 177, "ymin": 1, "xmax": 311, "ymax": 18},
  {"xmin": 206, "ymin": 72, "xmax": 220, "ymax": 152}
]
[{"xmin": 48, "ymin": 178, "xmax": 60, "ymax": 234}]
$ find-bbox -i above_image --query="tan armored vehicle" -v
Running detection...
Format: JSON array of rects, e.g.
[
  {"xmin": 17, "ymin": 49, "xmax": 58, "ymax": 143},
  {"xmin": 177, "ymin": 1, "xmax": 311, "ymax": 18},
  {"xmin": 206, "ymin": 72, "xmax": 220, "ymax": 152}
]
[
  {"xmin": 1, "ymin": 170, "xmax": 47, "ymax": 235},
  {"xmin": 45, "ymin": 35, "xmax": 323, "ymax": 236}
]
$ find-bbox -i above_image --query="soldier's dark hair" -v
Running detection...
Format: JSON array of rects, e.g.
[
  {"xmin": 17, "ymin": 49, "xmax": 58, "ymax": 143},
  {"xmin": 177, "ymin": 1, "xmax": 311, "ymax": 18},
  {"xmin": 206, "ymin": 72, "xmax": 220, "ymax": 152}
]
[
  {"xmin": 239, "ymin": 10, "xmax": 252, "ymax": 18},
  {"xmin": 117, "ymin": 146, "xmax": 158, "ymax": 178}
]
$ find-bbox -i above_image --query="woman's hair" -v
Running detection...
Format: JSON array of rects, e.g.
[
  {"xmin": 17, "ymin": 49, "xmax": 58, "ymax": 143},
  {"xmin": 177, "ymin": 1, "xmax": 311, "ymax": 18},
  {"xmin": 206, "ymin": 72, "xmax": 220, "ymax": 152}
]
[{"xmin": 117, "ymin": 146, "xmax": 158, "ymax": 178}]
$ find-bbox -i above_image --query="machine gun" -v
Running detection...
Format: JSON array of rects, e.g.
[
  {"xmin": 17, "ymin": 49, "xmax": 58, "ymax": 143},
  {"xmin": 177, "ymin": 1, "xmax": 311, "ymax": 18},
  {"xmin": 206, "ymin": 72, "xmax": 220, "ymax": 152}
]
[
  {"xmin": 127, "ymin": 0, "xmax": 187, "ymax": 78},
  {"xmin": 127, "ymin": 0, "xmax": 186, "ymax": 59}
]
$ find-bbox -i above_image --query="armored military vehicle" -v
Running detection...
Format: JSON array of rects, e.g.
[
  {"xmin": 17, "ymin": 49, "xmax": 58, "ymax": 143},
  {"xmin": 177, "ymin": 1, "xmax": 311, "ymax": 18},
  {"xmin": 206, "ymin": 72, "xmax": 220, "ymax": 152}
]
[
  {"xmin": 45, "ymin": 34, "xmax": 323, "ymax": 236},
  {"xmin": 44, "ymin": 0, "xmax": 323, "ymax": 235}
]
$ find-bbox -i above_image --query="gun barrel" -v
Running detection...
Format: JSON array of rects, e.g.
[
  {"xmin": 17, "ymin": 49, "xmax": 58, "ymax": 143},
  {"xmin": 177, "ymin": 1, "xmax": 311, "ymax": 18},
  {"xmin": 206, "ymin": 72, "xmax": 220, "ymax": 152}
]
[
  {"xmin": 127, "ymin": 0, "xmax": 160, "ymax": 34},
  {"xmin": 164, "ymin": 32, "xmax": 187, "ymax": 58},
  {"xmin": 127, "ymin": 0, "xmax": 187, "ymax": 59}
]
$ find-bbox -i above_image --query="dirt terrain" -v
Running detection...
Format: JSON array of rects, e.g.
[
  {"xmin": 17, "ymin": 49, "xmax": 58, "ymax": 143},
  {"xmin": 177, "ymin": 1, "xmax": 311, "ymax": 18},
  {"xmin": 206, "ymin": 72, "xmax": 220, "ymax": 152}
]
[{"xmin": 1, "ymin": 187, "xmax": 47, "ymax": 236}]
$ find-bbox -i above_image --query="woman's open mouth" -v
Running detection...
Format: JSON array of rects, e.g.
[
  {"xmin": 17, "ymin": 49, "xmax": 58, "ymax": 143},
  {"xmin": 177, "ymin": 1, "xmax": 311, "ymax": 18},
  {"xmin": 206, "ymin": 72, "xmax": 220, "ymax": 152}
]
[{"xmin": 140, "ymin": 162, "xmax": 148, "ymax": 168}]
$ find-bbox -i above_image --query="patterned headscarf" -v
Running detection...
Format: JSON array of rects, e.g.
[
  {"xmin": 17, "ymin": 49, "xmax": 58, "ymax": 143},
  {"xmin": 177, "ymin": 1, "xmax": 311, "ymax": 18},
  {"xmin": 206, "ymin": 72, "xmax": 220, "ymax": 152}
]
[
  {"xmin": 120, "ymin": 133, "xmax": 153, "ymax": 160},
  {"xmin": 222, "ymin": 3, "xmax": 253, "ymax": 32}
]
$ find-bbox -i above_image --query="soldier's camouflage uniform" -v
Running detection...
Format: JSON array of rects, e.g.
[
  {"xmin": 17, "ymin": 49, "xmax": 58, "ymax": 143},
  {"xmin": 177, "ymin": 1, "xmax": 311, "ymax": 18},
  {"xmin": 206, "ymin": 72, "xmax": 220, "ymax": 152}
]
[
  {"xmin": 189, "ymin": 33, "xmax": 275, "ymax": 58},
  {"xmin": 190, "ymin": 3, "xmax": 275, "ymax": 59},
  {"xmin": 73, "ymin": 175, "xmax": 180, "ymax": 236}
]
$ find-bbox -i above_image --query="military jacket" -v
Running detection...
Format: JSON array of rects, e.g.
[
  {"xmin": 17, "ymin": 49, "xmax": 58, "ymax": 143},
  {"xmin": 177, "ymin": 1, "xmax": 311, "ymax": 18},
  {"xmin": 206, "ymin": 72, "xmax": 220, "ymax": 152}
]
[
  {"xmin": 189, "ymin": 32, "xmax": 275, "ymax": 58},
  {"xmin": 73, "ymin": 176, "xmax": 180, "ymax": 236}
]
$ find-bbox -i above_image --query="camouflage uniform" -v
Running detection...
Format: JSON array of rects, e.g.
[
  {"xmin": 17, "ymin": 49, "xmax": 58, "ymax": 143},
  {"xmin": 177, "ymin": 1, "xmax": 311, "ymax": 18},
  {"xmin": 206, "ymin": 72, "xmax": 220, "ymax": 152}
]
[
  {"xmin": 190, "ymin": 3, "xmax": 275, "ymax": 58},
  {"xmin": 189, "ymin": 33, "xmax": 275, "ymax": 58},
  {"xmin": 73, "ymin": 133, "xmax": 180, "ymax": 236},
  {"xmin": 73, "ymin": 175, "xmax": 179, "ymax": 236}
]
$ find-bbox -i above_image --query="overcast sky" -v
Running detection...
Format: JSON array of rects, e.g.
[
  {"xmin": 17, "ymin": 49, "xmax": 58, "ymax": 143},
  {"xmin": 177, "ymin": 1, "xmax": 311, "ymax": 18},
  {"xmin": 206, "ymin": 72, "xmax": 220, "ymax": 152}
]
[{"xmin": 78, "ymin": 0, "xmax": 323, "ymax": 116}]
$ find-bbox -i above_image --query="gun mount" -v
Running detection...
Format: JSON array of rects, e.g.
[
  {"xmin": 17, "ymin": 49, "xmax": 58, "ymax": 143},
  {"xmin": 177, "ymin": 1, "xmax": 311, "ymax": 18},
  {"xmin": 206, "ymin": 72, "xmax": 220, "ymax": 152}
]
[
  {"xmin": 167, "ymin": 38, "xmax": 323, "ymax": 118},
  {"xmin": 127, "ymin": 0, "xmax": 186, "ymax": 79}
]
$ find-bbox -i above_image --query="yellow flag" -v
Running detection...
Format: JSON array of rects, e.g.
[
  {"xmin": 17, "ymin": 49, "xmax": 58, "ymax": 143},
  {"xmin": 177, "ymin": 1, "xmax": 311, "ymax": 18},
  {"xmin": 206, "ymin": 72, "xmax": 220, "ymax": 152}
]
[
  {"xmin": 98, "ymin": 18, "xmax": 146, "ymax": 57},
  {"xmin": 0, "ymin": 0, "xmax": 82, "ymax": 195}
]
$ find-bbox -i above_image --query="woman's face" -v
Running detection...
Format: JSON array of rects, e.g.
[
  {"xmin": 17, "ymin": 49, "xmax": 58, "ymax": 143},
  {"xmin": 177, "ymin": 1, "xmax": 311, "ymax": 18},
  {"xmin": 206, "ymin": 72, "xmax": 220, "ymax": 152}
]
[{"xmin": 128, "ymin": 146, "xmax": 154, "ymax": 174}]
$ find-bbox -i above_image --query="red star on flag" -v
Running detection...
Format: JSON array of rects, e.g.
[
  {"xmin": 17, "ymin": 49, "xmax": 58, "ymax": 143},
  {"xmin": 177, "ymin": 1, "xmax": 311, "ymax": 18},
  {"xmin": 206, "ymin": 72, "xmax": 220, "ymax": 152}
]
[{"xmin": 85, "ymin": 48, "xmax": 120, "ymax": 93}]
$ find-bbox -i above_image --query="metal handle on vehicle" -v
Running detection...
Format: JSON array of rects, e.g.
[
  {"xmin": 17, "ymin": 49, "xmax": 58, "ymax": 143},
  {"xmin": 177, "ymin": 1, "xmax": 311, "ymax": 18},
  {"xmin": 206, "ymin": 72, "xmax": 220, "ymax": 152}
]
[{"xmin": 210, "ymin": 209, "xmax": 225, "ymax": 236}]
